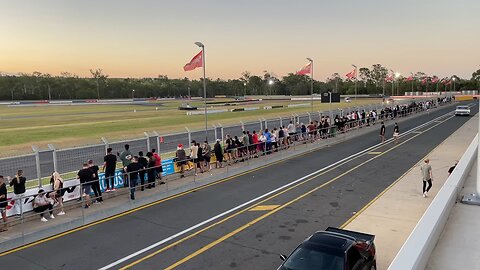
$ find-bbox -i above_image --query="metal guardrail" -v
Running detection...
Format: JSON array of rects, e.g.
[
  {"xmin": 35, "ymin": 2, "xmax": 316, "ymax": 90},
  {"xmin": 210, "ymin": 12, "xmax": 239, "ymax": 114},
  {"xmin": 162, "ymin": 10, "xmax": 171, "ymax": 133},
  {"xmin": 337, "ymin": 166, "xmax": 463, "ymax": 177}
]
[{"xmin": 388, "ymin": 135, "xmax": 478, "ymax": 270}]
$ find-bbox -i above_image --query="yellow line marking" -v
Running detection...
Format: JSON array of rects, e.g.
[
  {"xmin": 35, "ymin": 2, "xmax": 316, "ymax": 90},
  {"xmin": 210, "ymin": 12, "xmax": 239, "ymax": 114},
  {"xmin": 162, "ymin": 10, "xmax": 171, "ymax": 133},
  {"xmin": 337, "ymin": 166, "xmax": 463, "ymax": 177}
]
[
  {"xmin": 0, "ymin": 134, "xmax": 349, "ymax": 257},
  {"xmin": 151, "ymin": 116, "xmax": 454, "ymax": 270},
  {"xmin": 248, "ymin": 205, "xmax": 280, "ymax": 211},
  {"xmin": 340, "ymin": 131, "xmax": 449, "ymax": 228},
  {"xmin": 367, "ymin": 151, "xmax": 382, "ymax": 155}
]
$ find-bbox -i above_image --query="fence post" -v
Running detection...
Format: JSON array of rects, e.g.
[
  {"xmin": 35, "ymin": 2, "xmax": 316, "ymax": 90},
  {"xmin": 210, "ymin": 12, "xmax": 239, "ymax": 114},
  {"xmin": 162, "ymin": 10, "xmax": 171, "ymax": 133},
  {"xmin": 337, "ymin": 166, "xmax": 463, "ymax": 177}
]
[
  {"xmin": 144, "ymin": 132, "xmax": 151, "ymax": 152},
  {"xmin": 32, "ymin": 145, "xmax": 42, "ymax": 188},
  {"xmin": 259, "ymin": 118, "xmax": 263, "ymax": 131},
  {"xmin": 101, "ymin": 137, "xmax": 109, "ymax": 154},
  {"xmin": 240, "ymin": 121, "xmax": 244, "ymax": 131},
  {"xmin": 219, "ymin": 124, "xmax": 224, "ymax": 142},
  {"xmin": 212, "ymin": 124, "xmax": 217, "ymax": 140},
  {"xmin": 263, "ymin": 118, "xmax": 267, "ymax": 129},
  {"xmin": 185, "ymin": 127, "xmax": 191, "ymax": 146},
  {"xmin": 47, "ymin": 144, "xmax": 57, "ymax": 173},
  {"xmin": 307, "ymin": 112, "xmax": 312, "ymax": 123},
  {"xmin": 279, "ymin": 116, "xmax": 283, "ymax": 127},
  {"xmin": 152, "ymin": 131, "xmax": 160, "ymax": 152}
]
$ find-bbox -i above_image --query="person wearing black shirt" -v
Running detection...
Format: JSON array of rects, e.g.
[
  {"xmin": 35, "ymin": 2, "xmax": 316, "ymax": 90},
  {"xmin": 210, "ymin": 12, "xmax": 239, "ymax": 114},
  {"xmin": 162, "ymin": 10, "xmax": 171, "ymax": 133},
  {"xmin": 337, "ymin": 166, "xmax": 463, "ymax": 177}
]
[
  {"xmin": 146, "ymin": 152, "xmax": 156, "ymax": 189},
  {"xmin": 88, "ymin": 160, "xmax": 103, "ymax": 203},
  {"xmin": 9, "ymin": 169, "xmax": 26, "ymax": 216},
  {"xmin": 0, "ymin": 176, "xmax": 8, "ymax": 232},
  {"xmin": 448, "ymin": 161, "xmax": 458, "ymax": 176},
  {"xmin": 137, "ymin": 152, "xmax": 148, "ymax": 191},
  {"xmin": 77, "ymin": 164, "xmax": 94, "ymax": 208},
  {"xmin": 380, "ymin": 122, "xmax": 386, "ymax": 143},
  {"xmin": 103, "ymin": 148, "xmax": 117, "ymax": 192},
  {"xmin": 125, "ymin": 156, "xmax": 143, "ymax": 200}
]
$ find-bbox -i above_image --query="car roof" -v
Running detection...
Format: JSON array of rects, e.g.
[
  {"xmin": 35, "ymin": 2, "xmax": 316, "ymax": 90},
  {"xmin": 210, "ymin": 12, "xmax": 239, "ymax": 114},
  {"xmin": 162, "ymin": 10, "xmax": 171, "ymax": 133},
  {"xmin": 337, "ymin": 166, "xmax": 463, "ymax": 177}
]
[{"xmin": 305, "ymin": 231, "xmax": 354, "ymax": 252}]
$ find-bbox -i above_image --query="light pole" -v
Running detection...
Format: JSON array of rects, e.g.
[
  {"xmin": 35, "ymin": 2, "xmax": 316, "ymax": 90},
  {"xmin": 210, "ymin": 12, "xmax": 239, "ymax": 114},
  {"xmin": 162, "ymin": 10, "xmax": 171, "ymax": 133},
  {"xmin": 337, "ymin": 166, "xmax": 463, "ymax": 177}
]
[
  {"xmin": 452, "ymin": 77, "xmax": 456, "ymax": 92},
  {"xmin": 352, "ymin": 64, "xmax": 358, "ymax": 106},
  {"xmin": 307, "ymin": 58, "xmax": 314, "ymax": 112},
  {"xmin": 132, "ymin": 89, "xmax": 135, "ymax": 99},
  {"xmin": 195, "ymin": 41, "xmax": 208, "ymax": 141},
  {"xmin": 188, "ymin": 87, "xmax": 191, "ymax": 99},
  {"xmin": 395, "ymin": 72, "xmax": 401, "ymax": 96},
  {"xmin": 243, "ymin": 82, "xmax": 247, "ymax": 97},
  {"xmin": 268, "ymin": 79, "xmax": 274, "ymax": 96},
  {"xmin": 410, "ymin": 72, "xmax": 414, "ymax": 92},
  {"xmin": 390, "ymin": 69, "xmax": 395, "ymax": 96}
]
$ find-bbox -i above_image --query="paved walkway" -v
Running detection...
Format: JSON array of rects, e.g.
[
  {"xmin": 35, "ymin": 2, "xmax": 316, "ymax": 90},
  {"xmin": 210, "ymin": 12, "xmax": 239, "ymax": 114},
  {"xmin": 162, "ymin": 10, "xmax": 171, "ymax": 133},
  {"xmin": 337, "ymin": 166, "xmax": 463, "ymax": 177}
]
[
  {"xmin": 426, "ymin": 159, "xmax": 480, "ymax": 269},
  {"xmin": 343, "ymin": 114, "xmax": 478, "ymax": 269}
]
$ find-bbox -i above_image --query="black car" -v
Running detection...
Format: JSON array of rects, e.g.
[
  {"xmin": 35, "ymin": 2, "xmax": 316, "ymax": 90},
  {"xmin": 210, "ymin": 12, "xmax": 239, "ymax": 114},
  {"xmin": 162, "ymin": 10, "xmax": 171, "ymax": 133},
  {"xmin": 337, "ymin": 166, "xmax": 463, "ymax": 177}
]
[{"xmin": 277, "ymin": 227, "xmax": 376, "ymax": 270}]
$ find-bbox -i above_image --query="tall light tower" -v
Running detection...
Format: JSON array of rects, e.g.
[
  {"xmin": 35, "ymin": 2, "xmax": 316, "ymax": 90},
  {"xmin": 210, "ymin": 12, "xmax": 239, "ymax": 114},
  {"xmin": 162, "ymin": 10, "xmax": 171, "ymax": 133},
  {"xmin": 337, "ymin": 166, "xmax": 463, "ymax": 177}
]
[
  {"xmin": 352, "ymin": 64, "xmax": 358, "ymax": 106},
  {"xmin": 195, "ymin": 41, "xmax": 208, "ymax": 141},
  {"xmin": 307, "ymin": 58, "xmax": 314, "ymax": 112}
]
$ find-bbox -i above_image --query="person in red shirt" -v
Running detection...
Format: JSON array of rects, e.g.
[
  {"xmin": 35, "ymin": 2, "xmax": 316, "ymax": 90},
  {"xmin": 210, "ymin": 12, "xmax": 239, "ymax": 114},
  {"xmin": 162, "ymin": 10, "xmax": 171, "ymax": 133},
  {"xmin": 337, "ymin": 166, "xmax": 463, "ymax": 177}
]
[{"xmin": 151, "ymin": 149, "xmax": 164, "ymax": 184}]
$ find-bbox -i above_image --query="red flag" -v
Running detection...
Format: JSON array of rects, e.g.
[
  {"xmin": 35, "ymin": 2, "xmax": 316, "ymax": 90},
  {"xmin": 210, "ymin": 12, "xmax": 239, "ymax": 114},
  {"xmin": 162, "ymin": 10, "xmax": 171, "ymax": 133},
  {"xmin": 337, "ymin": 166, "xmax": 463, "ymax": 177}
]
[
  {"xmin": 345, "ymin": 69, "xmax": 356, "ymax": 80},
  {"xmin": 421, "ymin": 77, "xmax": 429, "ymax": 85},
  {"xmin": 183, "ymin": 50, "xmax": 203, "ymax": 71},
  {"xmin": 406, "ymin": 75, "xmax": 414, "ymax": 82},
  {"xmin": 385, "ymin": 74, "xmax": 393, "ymax": 82},
  {"xmin": 431, "ymin": 76, "xmax": 439, "ymax": 83},
  {"xmin": 296, "ymin": 62, "xmax": 312, "ymax": 75}
]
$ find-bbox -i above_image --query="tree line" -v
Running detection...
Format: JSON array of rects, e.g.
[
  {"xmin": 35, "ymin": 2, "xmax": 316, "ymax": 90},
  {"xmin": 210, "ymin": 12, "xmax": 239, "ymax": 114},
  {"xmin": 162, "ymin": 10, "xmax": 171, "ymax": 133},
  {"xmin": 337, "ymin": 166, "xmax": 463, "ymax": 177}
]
[{"xmin": 0, "ymin": 65, "xmax": 479, "ymax": 100}]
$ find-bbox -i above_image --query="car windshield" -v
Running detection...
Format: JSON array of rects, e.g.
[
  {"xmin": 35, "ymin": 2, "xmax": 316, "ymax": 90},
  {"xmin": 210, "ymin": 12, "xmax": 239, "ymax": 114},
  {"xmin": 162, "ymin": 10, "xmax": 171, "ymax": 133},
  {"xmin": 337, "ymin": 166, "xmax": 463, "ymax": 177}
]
[
  {"xmin": 457, "ymin": 106, "xmax": 469, "ymax": 110},
  {"xmin": 281, "ymin": 244, "xmax": 344, "ymax": 270}
]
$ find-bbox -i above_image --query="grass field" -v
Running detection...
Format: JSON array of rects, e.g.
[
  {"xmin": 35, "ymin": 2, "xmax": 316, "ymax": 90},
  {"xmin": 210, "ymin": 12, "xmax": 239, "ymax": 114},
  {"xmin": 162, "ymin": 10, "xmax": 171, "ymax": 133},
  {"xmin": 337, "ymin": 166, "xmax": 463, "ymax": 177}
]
[{"xmin": 0, "ymin": 98, "xmax": 382, "ymax": 157}]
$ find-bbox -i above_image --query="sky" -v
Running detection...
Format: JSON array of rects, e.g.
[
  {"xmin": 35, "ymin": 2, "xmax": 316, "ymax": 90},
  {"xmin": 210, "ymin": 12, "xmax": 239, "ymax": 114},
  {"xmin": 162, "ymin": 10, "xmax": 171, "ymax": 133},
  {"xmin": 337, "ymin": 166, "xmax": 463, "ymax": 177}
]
[{"xmin": 1, "ymin": 0, "xmax": 479, "ymax": 81}]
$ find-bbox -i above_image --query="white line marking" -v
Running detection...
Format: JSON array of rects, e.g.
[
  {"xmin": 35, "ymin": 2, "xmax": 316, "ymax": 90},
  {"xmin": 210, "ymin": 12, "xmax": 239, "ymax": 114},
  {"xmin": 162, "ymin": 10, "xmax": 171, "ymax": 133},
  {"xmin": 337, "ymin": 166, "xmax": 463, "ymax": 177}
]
[{"xmin": 99, "ymin": 108, "xmax": 459, "ymax": 270}]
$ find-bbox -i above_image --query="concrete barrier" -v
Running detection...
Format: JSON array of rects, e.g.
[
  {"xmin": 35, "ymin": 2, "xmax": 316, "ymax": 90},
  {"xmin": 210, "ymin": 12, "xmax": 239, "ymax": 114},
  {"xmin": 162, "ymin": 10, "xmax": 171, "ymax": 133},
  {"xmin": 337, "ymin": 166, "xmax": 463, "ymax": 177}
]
[{"xmin": 388, "ymin": 134, "xmax": 478, "ymax": 270}]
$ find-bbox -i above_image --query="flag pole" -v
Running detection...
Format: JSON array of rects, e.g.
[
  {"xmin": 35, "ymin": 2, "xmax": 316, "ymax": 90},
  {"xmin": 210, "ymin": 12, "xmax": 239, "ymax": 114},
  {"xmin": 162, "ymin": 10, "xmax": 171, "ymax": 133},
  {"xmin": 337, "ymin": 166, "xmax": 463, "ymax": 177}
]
[
  {"xmin": 352, "ymin": 64, "xmax": 357, "ymax": 107},
  {"xmin": 307, "ymin": 58, "xmax": 314, "ymax": 112},
  {"xmin": 195, "ymin": 42, "xmax": 207, "ymax": 141},
  {"xmin": 410, "ymin": 72, "xmax": 414, "ymax": 92}
]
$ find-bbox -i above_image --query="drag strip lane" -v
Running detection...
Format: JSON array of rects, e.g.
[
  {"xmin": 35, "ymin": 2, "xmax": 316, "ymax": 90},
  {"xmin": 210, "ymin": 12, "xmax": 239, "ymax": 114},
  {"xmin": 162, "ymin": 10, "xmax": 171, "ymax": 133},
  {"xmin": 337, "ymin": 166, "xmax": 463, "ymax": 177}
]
[{"xmin": 104, "ymin": 110, "xmax": 463, "ymax": 270}]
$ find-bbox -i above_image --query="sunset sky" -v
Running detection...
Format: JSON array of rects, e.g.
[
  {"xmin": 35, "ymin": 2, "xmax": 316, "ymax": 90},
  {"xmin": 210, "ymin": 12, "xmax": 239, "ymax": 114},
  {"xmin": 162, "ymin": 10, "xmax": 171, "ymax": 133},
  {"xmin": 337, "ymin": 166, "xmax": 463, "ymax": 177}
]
[{"xmin": 1, "ymin": 0, "xmax": 479, "ymax": 80}]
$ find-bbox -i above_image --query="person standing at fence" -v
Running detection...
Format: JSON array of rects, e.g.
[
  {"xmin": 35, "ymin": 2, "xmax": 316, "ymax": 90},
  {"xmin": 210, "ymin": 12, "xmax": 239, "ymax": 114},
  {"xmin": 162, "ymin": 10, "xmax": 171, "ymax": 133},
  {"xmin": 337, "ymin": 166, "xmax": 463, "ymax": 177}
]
[
  {"xmin": 190, "ymin": 140, "xmax": 199, "ymax": 174},
  {"xmin": 33, "ymin": 189, "xmax": 54, "ymax": 222},
  {"xmin": 214, "ymin": 139, "xmax": 223, "ymax": 168},
  {"xmin": 146, "ymin": 152, "xmax": 156, "ymax": 189},
  {"xmin": 0, "ymin": 176, "xmax": 8, "ymax": 232},
  {"xmin": 152, "ymin": 149, "xmax": 163, "ymax": 183},
  {"xmin": 118, "ymin": 144, "xmax": 133, "ymax": 188},
  {"xmin": 196, "ymin": 142, "xmax": 205, "ymax": 173},
  {"xmin": 50, "ymin": 172, "xmax": 66, "ymax": 215},
  {"xmin": 125, "ymin": 156, "xmax": 143, "ymax": 200},
  {"xmin": 77, "ymin": 163, "xmax": 93, "ymax": 209},
  {"xmin": 203, "ymin": 141, "xmax": 212, "ymax": 172},
  {"xmin": 380, "ymin": 122, "xmax": 386, "ymax": 143},
  {"xmin": 421, "ymin": 159, "xmax": 433, "ymax": 198},
  {"xmin": 176, "ymin": 144, "xmax": 187, "ymax": 178},
  {"xmin": 103, "ymin": 148, "xmax": 117, "ymax": 192},
  {"xmin": 9, "ymin": 170, "xmax": 26, "ymax": 217},
  {"xmin": 88, "ymin": 160, "xmax": 103, "ymax": 203},
  {"xmin": 137, "ymin": 152, "xmax": 148, "ymax": 191}
]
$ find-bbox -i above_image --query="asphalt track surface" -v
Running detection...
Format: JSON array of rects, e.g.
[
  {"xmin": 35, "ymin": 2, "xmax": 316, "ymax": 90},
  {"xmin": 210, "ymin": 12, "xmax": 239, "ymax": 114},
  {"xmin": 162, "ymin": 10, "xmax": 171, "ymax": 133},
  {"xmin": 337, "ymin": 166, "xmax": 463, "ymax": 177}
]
[{"xmin": 0, "ymin": 102, "xmax": 475, "ymax": 270}]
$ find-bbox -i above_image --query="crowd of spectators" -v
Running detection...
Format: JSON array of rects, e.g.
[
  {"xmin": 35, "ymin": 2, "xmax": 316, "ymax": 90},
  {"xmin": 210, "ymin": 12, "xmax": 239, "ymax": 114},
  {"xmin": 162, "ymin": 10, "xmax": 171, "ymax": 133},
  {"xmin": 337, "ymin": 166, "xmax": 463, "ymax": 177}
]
[{"xmin": 0, "ymin": 98, "xmax": 452, "ymax": 231}]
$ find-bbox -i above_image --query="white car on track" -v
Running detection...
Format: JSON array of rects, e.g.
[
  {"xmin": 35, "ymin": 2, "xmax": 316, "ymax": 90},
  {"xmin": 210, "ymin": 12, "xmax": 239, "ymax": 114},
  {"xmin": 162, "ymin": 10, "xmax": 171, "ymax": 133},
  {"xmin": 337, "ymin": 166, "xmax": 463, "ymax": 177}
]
[{"xmin": 455, "ymin": 105, "xmax": 470, "ymax": 116}]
